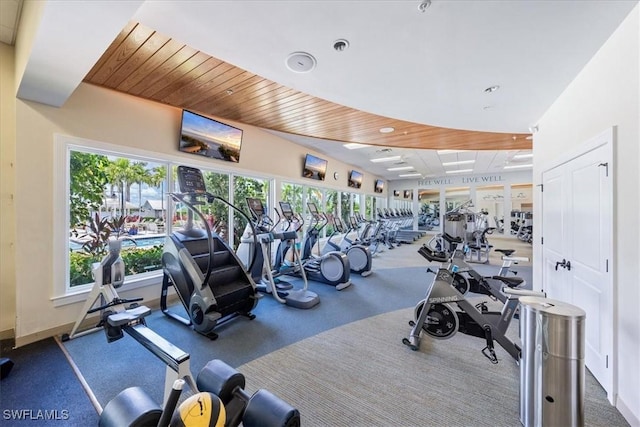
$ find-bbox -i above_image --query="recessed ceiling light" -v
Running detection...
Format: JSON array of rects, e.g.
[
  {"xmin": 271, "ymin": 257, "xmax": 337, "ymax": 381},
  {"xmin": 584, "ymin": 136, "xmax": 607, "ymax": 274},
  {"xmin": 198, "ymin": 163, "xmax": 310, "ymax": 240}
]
[
  {"xmin": 442, "ymin": 159, "xmax": 475, "ymax": 166},
  {"xmin": 437, "ymin": 149, "xmax": 468, "ymax": 155},
  {"xmin": 504, "ymin": 164, "xmax": 533, "ymax": 170},
  {"xmin": 343, "ymin": 143, "xmax": 370, "ymax": 150},
  {"xmin": 226, "ymin": 89, "xmax": 234, "ymax": 95},
  {"xmin": 484, "ymin": 85, "xmax": 500, "ymax": 93},
  {"xmin": 526, "ymin": 135, "xmax": 533, "ymax": 140},
  {"xmin": 379, "ymin": 127, "xmax": 395, "ymax": 134},
  {"xmin": 286, "ymin": 52, "xmax": 317, "ymax": 73},
  {"xmin": 513, "ymin": 153, "xmax": 533, "ymax": 159},
  {"xmin": 445, "ymin": 169, "xmax": 474, "ymax": 174},
  {"xmin": 399, "ymin": 173, "xmax": 422, "ymax": 177},
  {"xmin": 387, "ymin": 166, "xmax": 415, "ymax": 171},
  {"xmin": 370, "ymin": 155, "xmax": 402, "ymax": 163}
]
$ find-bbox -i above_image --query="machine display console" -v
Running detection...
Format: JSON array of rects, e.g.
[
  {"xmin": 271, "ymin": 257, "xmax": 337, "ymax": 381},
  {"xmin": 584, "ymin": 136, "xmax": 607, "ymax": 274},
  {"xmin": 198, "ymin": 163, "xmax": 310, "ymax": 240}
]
[
  {"xmin": 279, "ymin": 201, "xmax": 294, "ymax": 219},
  {"xmin": 246, "ymin": 197, "xmax": 265, "ymax": 217},
  {"xmin": 177, "ymin": 165, "xmax": 207, "ymax": 194},
  {"xmin": 307, "ymin": 202, "xmax": 319, "ymax": 215}
]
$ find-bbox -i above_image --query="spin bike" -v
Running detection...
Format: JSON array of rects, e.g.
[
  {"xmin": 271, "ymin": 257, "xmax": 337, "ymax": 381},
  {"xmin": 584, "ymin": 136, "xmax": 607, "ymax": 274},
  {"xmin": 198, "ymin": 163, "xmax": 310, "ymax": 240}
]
[{"xmin": 402, "ymin": 242, "xmax": 544, "ymax": 364}]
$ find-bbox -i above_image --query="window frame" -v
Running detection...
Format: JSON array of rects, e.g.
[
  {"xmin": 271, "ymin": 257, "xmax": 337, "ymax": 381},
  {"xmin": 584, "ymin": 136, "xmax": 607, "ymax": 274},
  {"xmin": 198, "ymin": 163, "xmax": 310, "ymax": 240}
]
[{"xmin": 53, "ymin": 134, "xmax": 380, "ymax": 306}]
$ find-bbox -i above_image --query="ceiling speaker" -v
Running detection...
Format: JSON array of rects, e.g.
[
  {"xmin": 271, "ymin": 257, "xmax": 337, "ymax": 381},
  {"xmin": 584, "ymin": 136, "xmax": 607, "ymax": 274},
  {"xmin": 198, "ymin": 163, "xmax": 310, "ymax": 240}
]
[{"xmin": 286, "ymin": 52, "xmax": 317, "ymax": 73}]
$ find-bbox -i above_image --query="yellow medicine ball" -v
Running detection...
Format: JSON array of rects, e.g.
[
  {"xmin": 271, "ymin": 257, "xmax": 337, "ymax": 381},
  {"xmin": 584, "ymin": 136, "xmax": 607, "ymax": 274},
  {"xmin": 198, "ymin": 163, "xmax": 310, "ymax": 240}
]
[{"xmin": 170, "ymin": 392, "xmax": 226, "ymax": 427}]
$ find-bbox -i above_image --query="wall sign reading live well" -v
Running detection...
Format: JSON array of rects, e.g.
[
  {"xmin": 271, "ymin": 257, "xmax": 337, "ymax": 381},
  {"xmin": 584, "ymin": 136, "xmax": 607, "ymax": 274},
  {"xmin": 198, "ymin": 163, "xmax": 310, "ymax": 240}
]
[{"xmin": 418, "ymin": 174, "xmax": 506, "ymax": 186}]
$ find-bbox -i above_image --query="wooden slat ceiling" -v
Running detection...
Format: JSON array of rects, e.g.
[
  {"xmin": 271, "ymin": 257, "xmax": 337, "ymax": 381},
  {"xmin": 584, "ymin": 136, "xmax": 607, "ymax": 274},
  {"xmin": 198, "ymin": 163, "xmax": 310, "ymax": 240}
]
[{"xmin": 84, "ymin": 22, "xmax": 532, "ymax": 151}]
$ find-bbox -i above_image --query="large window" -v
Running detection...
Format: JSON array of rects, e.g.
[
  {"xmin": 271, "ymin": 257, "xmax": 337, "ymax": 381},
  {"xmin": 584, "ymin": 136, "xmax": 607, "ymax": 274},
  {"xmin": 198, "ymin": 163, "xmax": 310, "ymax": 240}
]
[
  {"xmin": 68, "ymin": 150, "xmax": 167, "ymax": 288},
  {"xmin": 170, "ymin": 167, "xmax": 231, "ymax": 242},
  {"xmin": 281, "ymin": 182, "xmax": 304, "ymax": 214},
  {"xmin": 232, "ymin": 175, "xmax": 269, "ymax": 248}
]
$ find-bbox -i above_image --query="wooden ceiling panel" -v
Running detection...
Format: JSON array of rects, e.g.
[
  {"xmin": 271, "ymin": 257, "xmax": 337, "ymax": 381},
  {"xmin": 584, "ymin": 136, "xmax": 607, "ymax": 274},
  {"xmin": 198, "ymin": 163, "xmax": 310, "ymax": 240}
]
[
  {"xmin": 168, "ymin": 65, "xmax": 247, "ymax": 107},
  {"xmin": 139, "ymin": 51, "xmax": 212, "ymax": 100},
  {"xmin": 127, "ymin": 45, "xmax": 199, "ymax": 96},
  {"xmin": 90, "ymin": 24, "xmax": 155, "ymax": 86},
  {"xmin": 117, "ymin": 39, "xmax": 189, "ymax": 92},
  {"xmin": 84, "ymin": 22, "xmax": 531, "ymax": 151},
  {"xmin": 85, "ymin": 21, "xmax": 137, "ymax": 82},
  {"xmin": 152, "ymin": 56, "xmax": 225, "ymax": 104}
]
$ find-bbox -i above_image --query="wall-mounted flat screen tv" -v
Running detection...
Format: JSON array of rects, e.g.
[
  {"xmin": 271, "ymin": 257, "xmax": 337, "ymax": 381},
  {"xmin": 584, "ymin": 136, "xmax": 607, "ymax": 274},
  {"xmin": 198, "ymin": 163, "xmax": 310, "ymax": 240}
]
[
  {"xmin": 374, "ymin": 179, "xmax": 384, "ymax": 193},
  {"xmin": 348, "ymin": 170, "xmax": 363, "ymax": 189},
  {"xmin": 302, "ymin": 154, "xmax": 328, "ymax": 181},
  {"xmin": 179, "ymin": 110, "xmax": 243, "ymax": 163}
]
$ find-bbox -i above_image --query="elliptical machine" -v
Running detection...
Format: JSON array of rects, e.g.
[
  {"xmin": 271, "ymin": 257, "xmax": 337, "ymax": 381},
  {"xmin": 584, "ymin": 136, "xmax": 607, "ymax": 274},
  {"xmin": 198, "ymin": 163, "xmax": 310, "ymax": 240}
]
[
  {"xmin": 278, "ymin": 201, "xmax": 351, "ymax": 290},
  {"xmin": 310, "ymin": 204, "xmax": 372, "ymax": 277},
  {"xmin": 237, "ymin": 197, "xmax": 320, "ymax": 309},
  {"xmin": 161, "ymin": 166, "xmax": 259, "ymax": 339}
]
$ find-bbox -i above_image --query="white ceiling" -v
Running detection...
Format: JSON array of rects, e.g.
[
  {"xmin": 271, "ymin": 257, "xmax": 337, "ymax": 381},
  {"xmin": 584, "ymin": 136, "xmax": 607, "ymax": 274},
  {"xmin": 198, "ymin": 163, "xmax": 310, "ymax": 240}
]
[
  {"xmin": 0, "ymin": 0, "xmax": 22, "ymax": 45},
  {"xmin": 11, "ymin": 1, "xmax": 639, "ymax": 181},
  {"xmin": 267, "ymin": 129, "xmax": 532, "ymax": 181}
]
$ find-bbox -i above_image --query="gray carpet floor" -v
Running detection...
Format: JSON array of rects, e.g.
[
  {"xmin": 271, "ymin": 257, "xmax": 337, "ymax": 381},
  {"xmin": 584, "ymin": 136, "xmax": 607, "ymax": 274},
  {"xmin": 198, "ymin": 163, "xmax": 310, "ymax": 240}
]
[{"xmin": 61, "ymin": 235, "xmax": 628, "ymax": 426}]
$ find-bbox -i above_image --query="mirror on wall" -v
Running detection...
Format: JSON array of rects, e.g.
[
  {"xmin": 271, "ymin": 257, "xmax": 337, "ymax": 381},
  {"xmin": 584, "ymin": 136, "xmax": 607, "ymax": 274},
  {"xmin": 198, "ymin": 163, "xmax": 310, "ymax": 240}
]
[
  {"xmin": 418, "ymin": 189, "xmax": 440, "ymax": 231},
  {"xmin": 510, "ymin": 183, "xmax": 533, "ymax": 241},
  {"xmin": 475, "ymin": 185, "xmax": 504, "ymax": 233},
  {"xmin": 445, "ymin": 187, "xmax": 470, "ymax": 212}
]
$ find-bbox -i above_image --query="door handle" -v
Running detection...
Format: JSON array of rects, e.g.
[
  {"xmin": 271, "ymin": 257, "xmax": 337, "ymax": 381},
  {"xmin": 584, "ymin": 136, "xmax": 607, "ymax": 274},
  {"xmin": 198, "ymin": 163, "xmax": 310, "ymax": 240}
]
[{"xmin": 555, "ymin": 259, "xmax": 571, "ymax": 271}]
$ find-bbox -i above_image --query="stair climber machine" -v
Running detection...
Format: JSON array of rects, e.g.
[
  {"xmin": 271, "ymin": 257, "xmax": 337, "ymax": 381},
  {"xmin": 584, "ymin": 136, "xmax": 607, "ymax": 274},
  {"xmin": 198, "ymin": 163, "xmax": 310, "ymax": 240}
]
[
  {"xmin": 161, "ymin": 166, "xmax": 259, "ymax": 340},
  {"xmin": 309, "ymin": 204, "xmax": 372, "ymax": 277},
  {"xmin": 63, "ymin": 234, "xmax": 299, "ymax": 427},
  {"xmin": 278, "ymin": 201, "xmax": 351, "ymax": 290},
  {"xmin": 237, "ymin": 197, "xmax": 320, "ymax": 309}
]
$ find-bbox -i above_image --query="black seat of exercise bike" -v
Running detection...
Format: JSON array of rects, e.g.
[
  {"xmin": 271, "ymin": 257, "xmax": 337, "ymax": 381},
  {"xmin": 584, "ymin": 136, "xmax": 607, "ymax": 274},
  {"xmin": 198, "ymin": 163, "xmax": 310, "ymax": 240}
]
[
  {"xmin": 495, "ymin": 249, "xmax": 516, "ymax": 256},
  {"xmin": 490, "ymin": 276, "xmax": 524, "ymax": 287},
  {"xmin": 442, "ymin": 233, "xmax": 463, "ymax": 244},
  {"xmin": 107, "ymin": 305, "xmax": 151, "ymax": 327},
  {"xmin": 418, "ymin": 246, "xmax": 449, "ymax": 263}
]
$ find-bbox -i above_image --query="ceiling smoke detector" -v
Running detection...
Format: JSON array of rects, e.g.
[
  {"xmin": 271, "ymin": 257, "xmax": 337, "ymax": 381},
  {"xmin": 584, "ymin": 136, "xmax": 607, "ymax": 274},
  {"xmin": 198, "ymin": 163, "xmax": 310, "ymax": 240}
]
[{"xmin": 286, "ymin": 52, "xmax": 317, "ymax": 73}]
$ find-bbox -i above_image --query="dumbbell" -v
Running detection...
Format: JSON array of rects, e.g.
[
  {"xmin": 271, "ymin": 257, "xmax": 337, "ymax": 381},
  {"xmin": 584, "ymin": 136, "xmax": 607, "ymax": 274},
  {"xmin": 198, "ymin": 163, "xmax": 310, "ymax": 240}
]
[{"xmin": 197, "ymin": 359, "xmax": 300, "ymax": 427}]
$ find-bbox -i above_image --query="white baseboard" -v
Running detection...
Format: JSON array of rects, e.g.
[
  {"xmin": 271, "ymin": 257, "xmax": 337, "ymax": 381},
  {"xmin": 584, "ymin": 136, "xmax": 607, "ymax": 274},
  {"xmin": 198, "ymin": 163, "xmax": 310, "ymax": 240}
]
[
  {"xmin": 14, "ymin": 295, "xmax": 179, "ymax": 348},
  {"xmin": 617, "ymin": 396, "xmax": 640, "ymax": 427}
]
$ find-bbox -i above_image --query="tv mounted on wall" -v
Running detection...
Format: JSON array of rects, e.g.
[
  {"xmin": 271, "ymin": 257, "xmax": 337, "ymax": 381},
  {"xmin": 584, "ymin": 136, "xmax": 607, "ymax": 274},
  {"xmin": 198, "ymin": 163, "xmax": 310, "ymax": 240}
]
[
  {"xmin": 348, "ymin": 170, "xmax": 363, "ymax": 189},
  {"xmin": 374, "ymin": 179, "xmax": 384, "ymax": 193},
  {"xmin": 179, "ymin": 110, "xmax": 243, "ymax": 163},
  {"xmin": 302, "ymin": 154, "xmax": 328, "ymax": 181}
]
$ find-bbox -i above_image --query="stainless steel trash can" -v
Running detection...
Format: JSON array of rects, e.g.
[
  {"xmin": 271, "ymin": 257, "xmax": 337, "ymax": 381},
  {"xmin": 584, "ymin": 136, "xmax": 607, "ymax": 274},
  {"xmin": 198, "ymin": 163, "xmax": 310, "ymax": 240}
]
[{"xmin": 519, "ymin": 296, "xmax": 586, "ymax": 427}]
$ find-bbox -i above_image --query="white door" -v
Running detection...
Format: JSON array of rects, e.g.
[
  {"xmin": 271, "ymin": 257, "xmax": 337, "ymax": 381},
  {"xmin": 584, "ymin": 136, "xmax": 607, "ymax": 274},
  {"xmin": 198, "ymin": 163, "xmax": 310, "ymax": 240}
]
[
  {"xmin": 541, "ymin": 165, "xmax": 569, "ymax": 302},
  {"xmin": 541, "ymin": 131, "xmax": 613, "ymax": 401}
]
